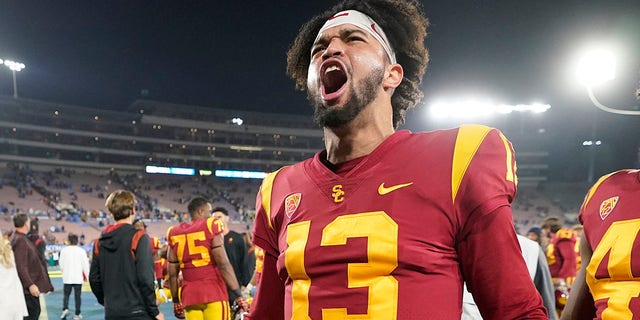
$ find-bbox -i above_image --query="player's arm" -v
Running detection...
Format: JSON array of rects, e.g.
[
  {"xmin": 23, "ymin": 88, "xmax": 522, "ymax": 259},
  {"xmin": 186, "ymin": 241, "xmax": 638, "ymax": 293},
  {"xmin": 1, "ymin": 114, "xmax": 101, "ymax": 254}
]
[
  {"xmin": 458, "ymin": 205, "xmax": 547, "ymax": 319},
  {"xmin": 559, "ymin": 236, "xmax": 596, "ymax": 320},
  {"xmin": 167, "ymin": 244, "xmax": 185, "ymax": 319},
  {"xmin": 211, "ymin": 233, "xmax": 243, "ymax": 298},
  {"xmin": 167, "ymin": 245, "xmax": 181, "ymax": 303}
]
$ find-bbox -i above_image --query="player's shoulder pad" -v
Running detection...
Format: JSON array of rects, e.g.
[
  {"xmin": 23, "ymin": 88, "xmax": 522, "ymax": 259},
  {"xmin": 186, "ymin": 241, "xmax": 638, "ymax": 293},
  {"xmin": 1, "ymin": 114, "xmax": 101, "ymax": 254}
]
[{"xmin": 207, "ymin": 216, "xmax": 224, "ymax": 235}]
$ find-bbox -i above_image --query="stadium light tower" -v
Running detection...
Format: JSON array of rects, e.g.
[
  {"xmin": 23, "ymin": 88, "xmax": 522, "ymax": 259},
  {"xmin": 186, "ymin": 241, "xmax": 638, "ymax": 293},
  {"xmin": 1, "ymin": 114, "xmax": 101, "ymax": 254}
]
[
  {"xmin": 575, "ymin": 46, "xmax": 640, "ymax": 115},
  {"xmin": 1, "ymin": 59, "xmax": 26, "ymax": 99}
]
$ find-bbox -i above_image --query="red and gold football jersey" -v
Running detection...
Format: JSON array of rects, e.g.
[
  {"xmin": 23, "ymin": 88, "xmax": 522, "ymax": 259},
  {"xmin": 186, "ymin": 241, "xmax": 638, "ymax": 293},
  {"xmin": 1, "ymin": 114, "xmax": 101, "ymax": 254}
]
[
  {"xmin": 547, "ymin": 228, "xmax": 577, "ymax": 283},
  {"xmin": 579, "ymin": 169, "xmax": 640, "ymax": 319},
  {"xmin": 167, "ymin": 217, "xmax": 228, "ymax": 306},
  {"xmin": 150, "ymin": 236, "xmax": 161, "ymax": 255},
  {"xmin": 155, "ymin": 257, "xmax": 167, "ymax": 280},
  {"xmin": 249, "ymin": 126, "xmax": 546, "ymax": 319}
]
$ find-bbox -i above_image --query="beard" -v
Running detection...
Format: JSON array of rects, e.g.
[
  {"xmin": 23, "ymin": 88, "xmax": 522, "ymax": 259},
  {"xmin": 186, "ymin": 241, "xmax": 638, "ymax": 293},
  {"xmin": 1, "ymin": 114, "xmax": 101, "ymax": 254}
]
[{"xmin": 308, "ymin": 66, "xmax": 384, "ymax": 128}]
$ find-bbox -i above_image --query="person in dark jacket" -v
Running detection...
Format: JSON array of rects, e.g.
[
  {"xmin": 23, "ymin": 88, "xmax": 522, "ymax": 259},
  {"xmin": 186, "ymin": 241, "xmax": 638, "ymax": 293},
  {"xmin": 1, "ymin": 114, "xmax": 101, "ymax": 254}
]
[
  {"xmin": 212, "ymin": 207, "xmax": 249, "ymax": 287},
  {"xmin": 10, "ymin": 213, "xmax": 54, "ymax": 320},
  {"xmin": 89, "ymin": 190, "xmax": 164, "ymax": 320}
]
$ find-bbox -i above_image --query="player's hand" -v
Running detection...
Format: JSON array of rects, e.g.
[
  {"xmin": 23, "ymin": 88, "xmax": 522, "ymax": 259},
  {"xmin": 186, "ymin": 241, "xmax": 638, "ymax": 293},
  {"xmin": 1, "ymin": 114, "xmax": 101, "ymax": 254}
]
[
  {"xmin": 234, "ymin": 296, "xmax": 249, "ymax": 312},
  {"xmin": 173, "ymin": 302, "xmax": 186, "ymax": 319},
  {"xmin": 28, "ymin": 284, "xmax": 40, "ymax": 297},
  {"xmin": 155, "ymin": 312, "xmax": 165, "ymax": 320}
]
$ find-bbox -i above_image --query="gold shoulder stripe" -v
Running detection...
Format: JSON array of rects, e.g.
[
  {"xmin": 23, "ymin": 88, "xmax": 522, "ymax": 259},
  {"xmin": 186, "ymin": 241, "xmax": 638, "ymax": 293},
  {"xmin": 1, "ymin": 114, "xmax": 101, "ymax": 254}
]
[
  {"xmin": 261, "ymin": 168, "xmax": 284, "ymax": 231},
  {"xmin": 206, "ymin": 216, "xmax": 214, "ymax": 235},
  {"xmin": 498, "ymin": 132, "xmax": 517, "ymax": 184},
  {"xmin": 452, "ymin": 125, "xmax": 492, "ymax": 203},
  {"xmin": 581, "ymin": 172, "xmax": 616, "ymax": 211}
]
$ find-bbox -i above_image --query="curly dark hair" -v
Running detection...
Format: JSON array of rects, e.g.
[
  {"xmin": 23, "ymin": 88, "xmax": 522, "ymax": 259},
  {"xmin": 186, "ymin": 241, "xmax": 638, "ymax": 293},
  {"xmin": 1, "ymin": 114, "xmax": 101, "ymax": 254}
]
[{"xmin": 286, "ymin": 0, "xmax": 429, "ymax": 128}]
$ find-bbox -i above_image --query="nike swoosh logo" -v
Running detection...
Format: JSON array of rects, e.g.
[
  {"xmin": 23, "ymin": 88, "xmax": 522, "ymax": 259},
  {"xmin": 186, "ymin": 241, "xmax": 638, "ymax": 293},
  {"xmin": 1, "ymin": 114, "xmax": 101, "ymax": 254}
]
[{"xmin": 378, "ymin": 182, "xmax": 413, "ymax": 195}]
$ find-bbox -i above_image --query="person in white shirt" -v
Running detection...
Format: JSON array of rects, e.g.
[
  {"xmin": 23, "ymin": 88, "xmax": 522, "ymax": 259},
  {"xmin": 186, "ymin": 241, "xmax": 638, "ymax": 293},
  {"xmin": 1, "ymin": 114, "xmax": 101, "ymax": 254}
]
[{"xmin": 59, "ymin": 233, "xmax": 90, "ymax": 320}]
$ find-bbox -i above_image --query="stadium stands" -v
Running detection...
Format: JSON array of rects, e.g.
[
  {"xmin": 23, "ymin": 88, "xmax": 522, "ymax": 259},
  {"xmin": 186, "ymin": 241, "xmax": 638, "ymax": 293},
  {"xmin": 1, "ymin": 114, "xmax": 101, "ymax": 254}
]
[{"xmin": 0, "ymin": 94, "xmax": 589, "ymax": 243}]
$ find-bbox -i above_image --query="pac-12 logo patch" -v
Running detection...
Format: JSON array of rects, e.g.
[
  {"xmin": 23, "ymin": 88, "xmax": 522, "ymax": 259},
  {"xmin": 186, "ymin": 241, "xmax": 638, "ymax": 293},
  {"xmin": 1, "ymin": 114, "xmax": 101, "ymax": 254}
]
[
  {"xmin": 285, "ymin": 193, "xmax": 302, "ymax": 218},
  {"xmin": 599, "ymin": 196, "xmax": 619, "ymax": 221}
]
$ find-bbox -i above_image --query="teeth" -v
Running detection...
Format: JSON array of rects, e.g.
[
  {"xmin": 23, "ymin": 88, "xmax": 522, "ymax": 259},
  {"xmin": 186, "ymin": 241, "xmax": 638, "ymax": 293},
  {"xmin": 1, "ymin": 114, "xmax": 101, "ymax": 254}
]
[{"xmin": 325, "ymin": 65, "xmax": 341, "ymax": 74}]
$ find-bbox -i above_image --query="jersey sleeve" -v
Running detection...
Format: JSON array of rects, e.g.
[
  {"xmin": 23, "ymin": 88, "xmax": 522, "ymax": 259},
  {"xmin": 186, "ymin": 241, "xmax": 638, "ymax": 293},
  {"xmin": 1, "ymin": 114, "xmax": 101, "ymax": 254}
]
[
  {"xmin": 249, "ymin": 169, "xmax": 288, "ymax": 318},
  {"xmin": 452, "ymin": 125, "xmax": 517, "ymax": 219},
  {"xmin": 457, "ymin": 205, "xmax": 547, "ymax": 318},
  {"xmin": 206, "ymin": 217, "xmax": 224, "ymax": 237},
  {"xmin": 453, "ymin": 126, "xmax": 545, "ymax": 318},
  {"xmin": 252, "ymin": 169, "xmax": 284, "ymax": 259}
]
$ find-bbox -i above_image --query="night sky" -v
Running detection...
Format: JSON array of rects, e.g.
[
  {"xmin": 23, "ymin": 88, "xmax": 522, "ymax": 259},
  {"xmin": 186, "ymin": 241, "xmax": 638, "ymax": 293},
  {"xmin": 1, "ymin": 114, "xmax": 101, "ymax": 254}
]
[{"xmin": 1, "ymin": 1, "xmax": 640, "ymax": 177}]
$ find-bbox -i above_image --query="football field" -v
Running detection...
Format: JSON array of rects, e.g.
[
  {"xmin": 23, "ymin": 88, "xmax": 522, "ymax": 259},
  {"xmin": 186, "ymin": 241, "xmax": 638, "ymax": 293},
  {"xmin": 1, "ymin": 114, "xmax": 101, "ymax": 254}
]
[{"xmin": 41, "ymin": 269, "xmax": 177, "ymax": 320}]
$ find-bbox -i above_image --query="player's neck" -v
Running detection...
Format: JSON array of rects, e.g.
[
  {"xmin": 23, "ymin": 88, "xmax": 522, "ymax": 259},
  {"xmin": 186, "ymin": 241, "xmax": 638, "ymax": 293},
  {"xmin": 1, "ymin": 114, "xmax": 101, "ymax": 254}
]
[{"xmin": 323, "ymin": 103, "xmax": 394, "ymax": 164}]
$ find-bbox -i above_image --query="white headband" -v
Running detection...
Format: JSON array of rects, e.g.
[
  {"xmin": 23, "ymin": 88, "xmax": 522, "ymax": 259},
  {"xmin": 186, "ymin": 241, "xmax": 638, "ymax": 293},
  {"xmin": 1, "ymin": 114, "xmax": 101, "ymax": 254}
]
[{"xmin": 314, "ymin": 10, "xmax": 396, "ymax": 64}]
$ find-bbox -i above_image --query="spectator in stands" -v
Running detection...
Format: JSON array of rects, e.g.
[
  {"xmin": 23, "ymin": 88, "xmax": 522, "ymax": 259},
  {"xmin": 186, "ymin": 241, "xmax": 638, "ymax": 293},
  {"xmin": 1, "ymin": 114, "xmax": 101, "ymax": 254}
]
[
  {"xmin": 10, "ymin": 213, "xmax": 54, "ymax": 320},
  {"xmin": 59, "ymin": 233, "xmax": 90, "ymax": 320},
  {"xmin": 561, "ymin": 169, "xmax": 640, "ymax": 319},
  {"xmin": 212, "ymin": 207, "xmax": 250, "ymax": 289},
  {"xmin": 0, "ymin": 232, "xmax": 29, "ymax": 320},
  {"xmin": 541, "ymin": 216, "xmax": 577, "ymax": 316},
  {"xmin": 89, "ymin": 190, "xmax": 164, "ymax": 320},
  {"xmin": 167, "ymin": 197, "xmax": 247, "ymax": 319},
  {"xmin": 248, "ymin": 0, "xmax": 546, "ymax": 318}
]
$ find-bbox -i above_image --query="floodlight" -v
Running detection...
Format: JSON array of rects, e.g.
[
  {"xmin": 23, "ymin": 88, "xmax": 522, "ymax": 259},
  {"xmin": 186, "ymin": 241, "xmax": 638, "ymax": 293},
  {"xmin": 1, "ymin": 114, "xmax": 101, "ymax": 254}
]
[
  {"xmin": 430, "ymin": 99, "xmax": 550, "ymax": 119},
  {"xmin": 574, "ymin": 46, "xmax": 640, "ymax": 115},
  {"xmin": 1, "ymin": 59, "xmax": 26, "ymax": 98},
  {"xmin": 575, "ymin": 48, "xmax": 615, "ymax": 87}
]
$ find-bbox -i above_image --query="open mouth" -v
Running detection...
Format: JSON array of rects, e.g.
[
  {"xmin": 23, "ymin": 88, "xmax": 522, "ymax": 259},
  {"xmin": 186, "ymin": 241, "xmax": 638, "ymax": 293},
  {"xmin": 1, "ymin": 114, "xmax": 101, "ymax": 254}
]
[{"xmin": 321, "ymin": 62, "xmax": 347, "ymax": 98}]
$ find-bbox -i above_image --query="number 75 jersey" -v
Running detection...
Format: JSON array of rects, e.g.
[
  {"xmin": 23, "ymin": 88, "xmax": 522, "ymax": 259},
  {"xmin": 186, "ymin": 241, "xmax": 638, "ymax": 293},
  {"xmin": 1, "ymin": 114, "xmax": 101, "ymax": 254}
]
[
  {"xmin": 251, "ymin": 126, "xmax": 531, "ymax": 319},
  {"xmin": 579, "ymin": 169, "xmax": 640, "ymax": 319}
]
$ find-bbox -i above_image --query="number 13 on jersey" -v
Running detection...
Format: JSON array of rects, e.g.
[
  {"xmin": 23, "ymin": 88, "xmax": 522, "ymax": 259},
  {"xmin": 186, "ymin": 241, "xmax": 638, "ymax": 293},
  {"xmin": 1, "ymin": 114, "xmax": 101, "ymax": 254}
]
[{"xmin": 285, "ymin": 211, "xmax": 399, "ymax": 319}]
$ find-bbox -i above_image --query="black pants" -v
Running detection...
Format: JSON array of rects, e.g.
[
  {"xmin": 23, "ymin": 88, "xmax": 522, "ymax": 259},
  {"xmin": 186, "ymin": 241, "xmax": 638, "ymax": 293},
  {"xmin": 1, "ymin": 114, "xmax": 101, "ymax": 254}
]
[
  {"xmin": 24, "ymin": 293, "xmax": 40, "ymax": 320},
  {"xmin": 63, "ymin": 284, "xmax": 83, "ymax": 315}
]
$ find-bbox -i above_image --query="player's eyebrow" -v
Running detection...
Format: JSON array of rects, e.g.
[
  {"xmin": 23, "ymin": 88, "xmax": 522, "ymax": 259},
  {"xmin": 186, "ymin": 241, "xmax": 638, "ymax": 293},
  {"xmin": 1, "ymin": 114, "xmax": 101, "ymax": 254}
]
[{"xmin": 313, "ymin": 27, "xmax": 370, "ymax": 47}]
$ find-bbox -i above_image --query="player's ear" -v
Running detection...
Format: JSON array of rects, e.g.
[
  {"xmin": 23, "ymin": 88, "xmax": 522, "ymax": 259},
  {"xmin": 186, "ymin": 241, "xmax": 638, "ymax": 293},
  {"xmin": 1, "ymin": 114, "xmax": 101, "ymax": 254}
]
[{"xmin": 383, "ymin": 63, "xmax": 403, "ymax": 90}]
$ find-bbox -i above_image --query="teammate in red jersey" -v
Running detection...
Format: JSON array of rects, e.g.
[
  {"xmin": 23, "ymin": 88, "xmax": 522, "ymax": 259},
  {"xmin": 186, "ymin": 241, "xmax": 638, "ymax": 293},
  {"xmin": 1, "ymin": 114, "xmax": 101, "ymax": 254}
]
[
  {"xmin": 541, "ymin": 216, "xmax": 577, "ymax": 315},
  {"xmin": 561, "ymin": 169, "xmax": 640, "ymax": 319},
  {"xmin": 246, "ymin": 0, "xmax": 546, "ymax": 319},
  {"xmin": 167, "ymin": 197, "xmax": 247, "ymax": 320},
  {"xmin": 542, "ymin": 216, "xmax": 578, "ymax": 285}
]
